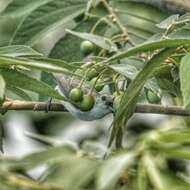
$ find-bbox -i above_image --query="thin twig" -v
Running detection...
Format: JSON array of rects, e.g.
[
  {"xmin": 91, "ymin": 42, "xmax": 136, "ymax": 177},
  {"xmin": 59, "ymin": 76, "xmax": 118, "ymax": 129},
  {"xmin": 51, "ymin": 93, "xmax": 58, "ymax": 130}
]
[
  {"xmin": 101, "ymin": 0, "xmax": 136, "ymax": 46},
  {"xmin": 1, "ymin": 100, "xmax": 190, "ymax": 117}
]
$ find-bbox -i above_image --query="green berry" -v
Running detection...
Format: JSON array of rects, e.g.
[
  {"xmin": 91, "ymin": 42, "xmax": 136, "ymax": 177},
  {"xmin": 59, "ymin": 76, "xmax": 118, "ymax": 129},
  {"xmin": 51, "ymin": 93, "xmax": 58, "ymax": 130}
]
[
  {"xmin": 90, "ymin": 78, "xmax": 104, "ymax": 92},
  {"xmin": 79, "ymin": 95, "xmax": 95, "ymax": 111},
  {"xmin": 69, "ymin": 88, "xmax": 83, "ymax": 102},
  {"xmin": 80, "ymin": 40, "xmax": 94, "ymax": 55},
  {"xmin": 146, "ymin": 90, "xmax": 161, "ymax": 104},
  {"xmin": 87, "ymin": 68, "xmax": 99, "ymax": 81}
]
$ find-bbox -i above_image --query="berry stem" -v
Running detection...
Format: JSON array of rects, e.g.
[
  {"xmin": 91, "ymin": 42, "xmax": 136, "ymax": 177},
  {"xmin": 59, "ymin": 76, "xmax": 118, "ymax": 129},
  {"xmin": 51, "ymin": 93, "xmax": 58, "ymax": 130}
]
[
  {"xmin": 89, "ymin": 68, "xmax": 107, "ymax": 95},
  {"xmin": 101, "ymin": 0, "xmax": 135, "ymax": 46}
]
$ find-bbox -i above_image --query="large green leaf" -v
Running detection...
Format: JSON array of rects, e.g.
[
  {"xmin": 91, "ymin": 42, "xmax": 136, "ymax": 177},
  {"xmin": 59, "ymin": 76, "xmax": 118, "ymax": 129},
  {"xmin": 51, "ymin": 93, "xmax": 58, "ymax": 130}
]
[
  {"xmin": 1, "ymin": 68, "xmax": 63, "ymax": 100},
  {"xmin": 11, "ymin": 0, "xmax": 86, "ymax": 45},
  {"xmin": 180, "ymin": 53, "xmax": 190, "ymax": 109}
]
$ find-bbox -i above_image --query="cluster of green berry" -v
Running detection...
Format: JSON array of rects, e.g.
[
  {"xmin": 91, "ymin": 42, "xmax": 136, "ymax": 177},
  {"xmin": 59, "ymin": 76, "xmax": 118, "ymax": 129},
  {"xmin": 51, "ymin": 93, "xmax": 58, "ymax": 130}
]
[
  {"xmin": 68, "ymin": 40, "xmax": 105, "ymax": 112},
  {"xmin": 69, "ymin": 88, "xmax": 95, "ymax": 112}
]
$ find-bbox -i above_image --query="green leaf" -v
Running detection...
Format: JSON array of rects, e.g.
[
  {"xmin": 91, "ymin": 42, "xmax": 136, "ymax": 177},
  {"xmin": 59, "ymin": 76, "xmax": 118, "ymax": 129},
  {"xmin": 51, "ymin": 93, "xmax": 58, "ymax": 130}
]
[
  {"xmin": 1, "ymin": 68, "xmax": 63, "ymax": 100},
  {"xmin": 156, "ymin": 129, "xmax": 190, "ymax": 145},
  {"xmin": 109, "ymin": 63, "xmax": 138, "ymax": 79},
  {"xmin": 143, "ymin": 153, "xmax": 166, "ymax": 190},
  {"xmin": 11, "ymin": 0, "xmax": 86, "ymax": 45},
  {"xmin": 143, "ymin": 153, "xmax": 190, "ymax": 190},
  {"xmin": 0, "ymin": 74, "xmax": 5, "ymax": 104},
  {"xmin": 156, "ymin": 14, "xmax": 179, "ymax": 29},
  {"xmin": 105, "ymin": 28, "xmax": 190, "ymax": 63},
  {"xmin": 30, "ymin": 57, "xmax": 77, "ymax": 71},
  {"xmin": 161, "ymin": 147, "xmax": 190, "ymax": 160},
  {"xmin": 180, "ymin": 53, "xmax": 190, "ymax": 109},
  {"xmin": 97, "ymin": 152, "xmax": 136, "ymax": 190},
  {"xmin": 0, "ymin": 56, "xmax": 74, "ymax": 75},
  {"xmin": 66, "ymin": 29, "xmax": 118, "ymax": 52},
  {"xmin": 137, "ymin": 161, "xmax": 148, "ymax": 190},
  {"xmin": 0, "ymin": 45, "xmax": 41, "ymax": 57},
  {"xmin": 109, "ymin": 48, "xmax": 175, "ymax": 147}
]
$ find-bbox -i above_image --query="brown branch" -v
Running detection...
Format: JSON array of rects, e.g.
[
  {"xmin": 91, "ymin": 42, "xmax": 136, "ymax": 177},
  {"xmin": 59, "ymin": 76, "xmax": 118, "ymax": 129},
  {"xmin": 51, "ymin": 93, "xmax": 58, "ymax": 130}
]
[{"xmin": 1, "ymin": 100, "xmax": 190, "ymax": 117}]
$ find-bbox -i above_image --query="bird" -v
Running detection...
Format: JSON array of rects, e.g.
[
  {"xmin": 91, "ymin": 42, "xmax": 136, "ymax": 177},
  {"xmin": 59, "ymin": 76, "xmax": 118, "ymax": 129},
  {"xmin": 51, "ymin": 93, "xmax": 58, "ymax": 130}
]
[{"xmin": 53, "ymin": 73, "xmax": 113, "ymax": 121}]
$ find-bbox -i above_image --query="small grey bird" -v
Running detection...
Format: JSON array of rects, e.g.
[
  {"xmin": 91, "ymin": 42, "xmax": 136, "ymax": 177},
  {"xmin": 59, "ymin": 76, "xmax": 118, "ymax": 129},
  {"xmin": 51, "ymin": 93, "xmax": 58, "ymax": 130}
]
[{"xmin": 54, "ymin": 74, "xmax": 113, "ymax": 121}]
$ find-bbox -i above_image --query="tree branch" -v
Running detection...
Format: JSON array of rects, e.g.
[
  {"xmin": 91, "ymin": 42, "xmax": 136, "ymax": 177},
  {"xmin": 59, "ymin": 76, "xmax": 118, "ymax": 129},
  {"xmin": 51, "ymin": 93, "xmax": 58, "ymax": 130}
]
[{"xmin": 0, "ymin": 100, "xmax": 190, "ymax": 117}]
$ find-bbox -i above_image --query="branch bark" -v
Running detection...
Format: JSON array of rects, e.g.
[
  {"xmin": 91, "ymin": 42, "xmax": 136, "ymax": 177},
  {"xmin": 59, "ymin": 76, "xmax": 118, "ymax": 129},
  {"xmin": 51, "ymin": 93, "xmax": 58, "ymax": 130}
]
[{"xmin": 1, "ymin": 100, "xmax": 190, "ymax": 117}]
